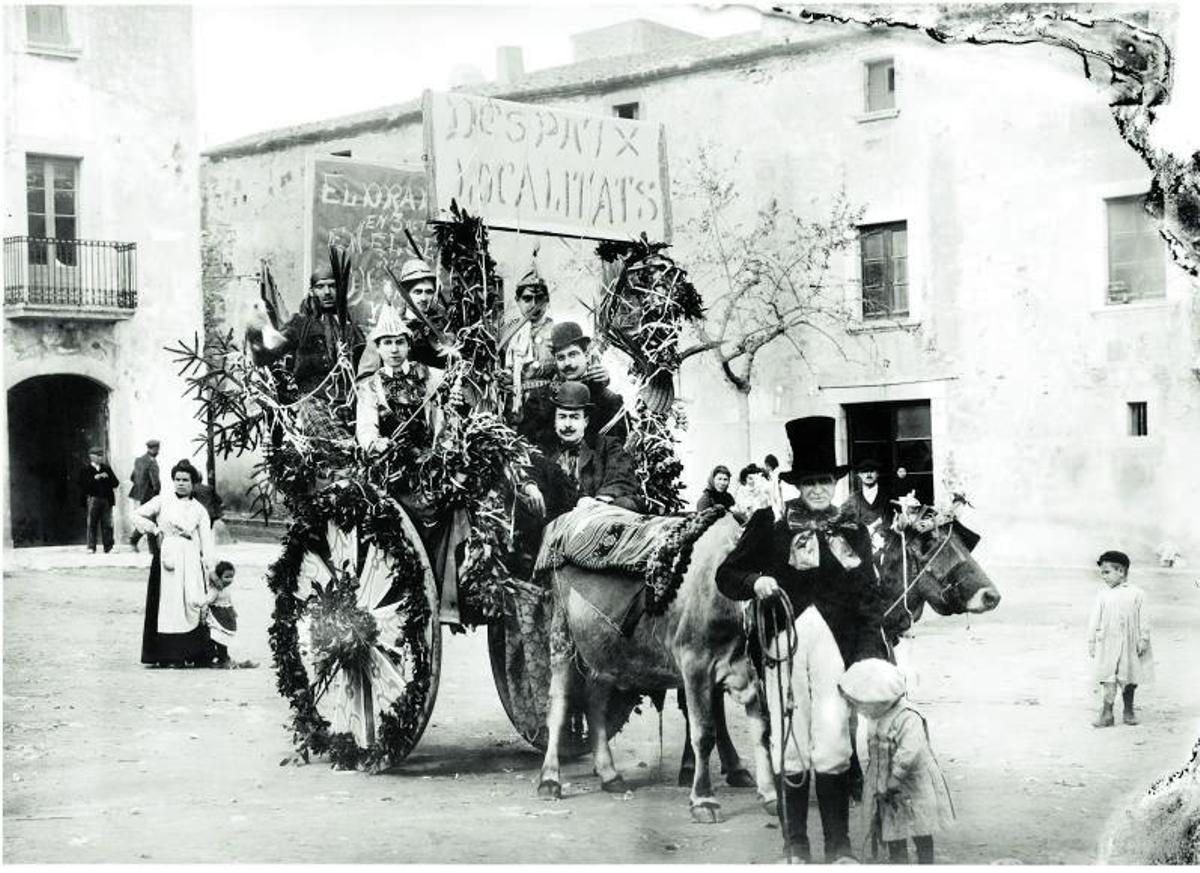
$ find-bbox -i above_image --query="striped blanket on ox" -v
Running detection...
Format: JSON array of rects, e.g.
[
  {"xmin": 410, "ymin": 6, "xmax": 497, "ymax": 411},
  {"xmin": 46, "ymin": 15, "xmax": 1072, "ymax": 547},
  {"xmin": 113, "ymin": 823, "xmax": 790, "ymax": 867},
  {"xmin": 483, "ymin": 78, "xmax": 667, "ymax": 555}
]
[{"xmin": 534, "ymin": 500, "xmax": 729, "ymax": 635}]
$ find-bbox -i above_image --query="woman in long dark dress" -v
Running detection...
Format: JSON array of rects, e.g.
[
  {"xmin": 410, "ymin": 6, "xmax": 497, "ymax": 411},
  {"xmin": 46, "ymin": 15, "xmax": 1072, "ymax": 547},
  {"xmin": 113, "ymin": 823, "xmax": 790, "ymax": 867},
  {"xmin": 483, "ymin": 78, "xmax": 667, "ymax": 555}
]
[{"xmin": 135, "ymin": 460, "xmax": 215, "ymax": 666}]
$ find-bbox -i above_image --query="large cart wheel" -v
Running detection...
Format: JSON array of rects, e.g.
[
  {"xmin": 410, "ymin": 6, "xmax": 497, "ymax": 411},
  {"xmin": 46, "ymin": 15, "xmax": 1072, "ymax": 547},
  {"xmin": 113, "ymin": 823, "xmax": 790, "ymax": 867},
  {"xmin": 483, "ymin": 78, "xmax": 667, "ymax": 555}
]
[
  {"xmin": 488, "ymin": 585, "xmax": 639, "ymax": 758},
  {"xmin": 293, "ymin": 511, "xmax": 442, "ymax": 765}
]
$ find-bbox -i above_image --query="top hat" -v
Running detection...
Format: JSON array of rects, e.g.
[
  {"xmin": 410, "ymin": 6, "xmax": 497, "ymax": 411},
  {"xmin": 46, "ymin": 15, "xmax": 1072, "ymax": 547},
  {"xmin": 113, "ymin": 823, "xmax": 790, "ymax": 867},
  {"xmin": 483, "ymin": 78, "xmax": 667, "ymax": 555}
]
[
  {"xmin": 1097, "ymin": 550, "xmax": 1130, "ymax": 569},
  {"xmin": 397, "ymin": 258, "xmax": 435, "ymax": 286},
  {"xmin": 550, "ymin": 321, "xmax": 590, "ymax": 354},
  {"xmin": 779, "ymin": 416, "xmax": 850, "ymax": 485},
  {"xmin": 368, "ymin": 305, "xmax": 412, "ymax": 345},
  {"xmin": 550, "ymin": 381, "xmax": 592, "ymax": 410}
]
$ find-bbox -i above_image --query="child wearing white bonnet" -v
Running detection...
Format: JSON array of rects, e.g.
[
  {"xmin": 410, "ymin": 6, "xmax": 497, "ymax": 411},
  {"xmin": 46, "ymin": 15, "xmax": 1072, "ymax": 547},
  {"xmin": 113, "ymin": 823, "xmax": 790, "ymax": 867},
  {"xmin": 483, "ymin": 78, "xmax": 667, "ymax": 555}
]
[{"xmin": 839, "ymin": 659, "xmax": 955, "ymax": 864}]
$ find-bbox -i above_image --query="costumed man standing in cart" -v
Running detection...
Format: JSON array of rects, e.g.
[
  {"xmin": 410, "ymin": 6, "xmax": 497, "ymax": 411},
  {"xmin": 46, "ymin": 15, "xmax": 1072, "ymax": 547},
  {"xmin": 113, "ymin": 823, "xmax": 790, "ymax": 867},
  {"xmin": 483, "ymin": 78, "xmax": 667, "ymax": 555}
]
[
  {"xmin": 716, "ymin": 416, "xmax": 886, "ymax": 864},
  {"xmin": 355, "ymin": 305, "xmax": 432, "ymax": 456},
  {"xmin": 503, "ymin": 260, "xmax": 556, "ymax": 421},
  {"xmin": 359, "ymin": 257, "xmax": 457, "ymax": 379}
]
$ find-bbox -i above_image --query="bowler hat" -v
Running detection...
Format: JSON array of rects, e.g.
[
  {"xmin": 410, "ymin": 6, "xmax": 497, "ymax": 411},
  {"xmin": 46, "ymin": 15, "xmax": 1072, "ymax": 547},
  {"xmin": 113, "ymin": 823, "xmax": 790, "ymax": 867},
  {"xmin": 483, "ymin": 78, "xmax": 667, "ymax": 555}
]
[
  {"xmin": 1097, "ymin": 550, "xmax": 1130, "ymax": 569},
  {"xmin": 550, "ymin": 322, "xmax": 590, "ymax": 354},
  {"xmin": 397, "ymin": 258, "xmax": 435, "ymax": 286},
  {"xmin": 779, "ymin": 416, "xmax": 850, "ymax": 485},
  {"xmin": 551, "ymin": 381, "xmax": 592, "ymax": 410}
]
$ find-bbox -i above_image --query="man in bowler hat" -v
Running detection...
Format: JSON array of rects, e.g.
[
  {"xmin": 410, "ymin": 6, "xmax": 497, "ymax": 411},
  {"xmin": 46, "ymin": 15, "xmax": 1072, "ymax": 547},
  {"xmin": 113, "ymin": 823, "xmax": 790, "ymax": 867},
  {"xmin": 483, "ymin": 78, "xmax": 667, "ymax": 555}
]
[
  {"xmin": 842, "ymin": 457, "xmax": 893, "ymax": 535},
  {"xmin": 717, "ymin": 416, "xmax": 885, "ymax": 863},
  {"xmin": 517, "ymin": 321, "xmax": 627, "ymax": 444}
]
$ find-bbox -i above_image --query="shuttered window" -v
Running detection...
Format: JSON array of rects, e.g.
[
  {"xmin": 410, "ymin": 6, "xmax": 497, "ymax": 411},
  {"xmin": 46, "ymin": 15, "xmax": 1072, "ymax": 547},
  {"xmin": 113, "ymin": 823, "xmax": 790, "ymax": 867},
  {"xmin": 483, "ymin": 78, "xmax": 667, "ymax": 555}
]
[
  {"xmin": 859, "ymin": 221, "xmax": 908, "ymax": 319},
  {"xmin": 1106, "ymin": 195, "xmax": 1165, "ymax": 303},
  {"xmin": 26, "ymin": 6, "xmax": 70, "ymax": 48}
]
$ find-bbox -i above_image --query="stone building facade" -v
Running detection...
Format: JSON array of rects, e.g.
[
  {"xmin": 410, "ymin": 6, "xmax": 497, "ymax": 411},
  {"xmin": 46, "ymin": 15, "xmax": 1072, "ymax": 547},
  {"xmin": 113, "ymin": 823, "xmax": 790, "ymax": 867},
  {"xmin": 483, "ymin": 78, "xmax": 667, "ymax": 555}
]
[
  {"xmin": 3, "ymin": 5, "xmax": 202, "ymax": 547},
  {"xmin": 200, "ymin": 15, "xmax": 1198, "ymax": 565}
]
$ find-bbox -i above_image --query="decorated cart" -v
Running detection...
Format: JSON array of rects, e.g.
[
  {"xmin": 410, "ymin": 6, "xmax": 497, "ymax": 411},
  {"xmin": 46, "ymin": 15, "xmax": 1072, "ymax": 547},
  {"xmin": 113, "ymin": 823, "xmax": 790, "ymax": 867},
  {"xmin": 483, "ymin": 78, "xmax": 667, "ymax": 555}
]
[{"xmin": 173, "ymin": 197, "xmax": 706, "ymax": 772}]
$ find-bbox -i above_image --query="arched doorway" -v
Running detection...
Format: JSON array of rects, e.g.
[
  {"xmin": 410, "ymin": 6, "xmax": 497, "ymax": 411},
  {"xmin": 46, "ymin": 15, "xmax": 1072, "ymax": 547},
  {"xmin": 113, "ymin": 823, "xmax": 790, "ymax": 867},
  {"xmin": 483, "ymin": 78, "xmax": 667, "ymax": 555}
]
[{"xmin": 7, "ymin": 375, "xmax": 110, "ymax": 546}]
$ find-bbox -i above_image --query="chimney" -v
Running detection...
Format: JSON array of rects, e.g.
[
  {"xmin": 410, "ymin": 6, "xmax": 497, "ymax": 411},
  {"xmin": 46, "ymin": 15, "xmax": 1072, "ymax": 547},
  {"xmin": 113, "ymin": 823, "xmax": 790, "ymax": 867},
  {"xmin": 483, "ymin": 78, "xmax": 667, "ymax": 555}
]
[{"xmin": 496, "ymin": 46, "xmax": 525, "ymax": 85}]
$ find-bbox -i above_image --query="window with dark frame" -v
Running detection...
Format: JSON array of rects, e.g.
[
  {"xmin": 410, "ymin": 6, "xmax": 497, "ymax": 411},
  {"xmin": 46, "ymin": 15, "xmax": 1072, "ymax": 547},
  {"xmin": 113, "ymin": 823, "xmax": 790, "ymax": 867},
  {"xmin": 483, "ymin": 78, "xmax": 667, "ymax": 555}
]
[
  {"xmin": 613, "ymin": 102, "xmax": 640, "ymax": 120},
  {"xmin": 26, "ymin": 155, "xmax": 79, "ymax": 267},
  {"xmin": 1106, "ymin": 195, "xmax": 1165, "ymax": 303},
  {"xmin": 859, "ymin": 221, "xmax": 908, "ymax": 319},
  {"xmin": 865, "ymin": 59, "xmax": 896, "ymax": 112},
  {"xmin": 26, "ymin": 5, "xmax": 70, "ymax": 48},
  {"xmin": 845, "ymin": 400, "xmax": 933, "ymax": 505},
  {"xmin": 1128, "ymin": 402, "xmax": 1148, "ymax": 437}
]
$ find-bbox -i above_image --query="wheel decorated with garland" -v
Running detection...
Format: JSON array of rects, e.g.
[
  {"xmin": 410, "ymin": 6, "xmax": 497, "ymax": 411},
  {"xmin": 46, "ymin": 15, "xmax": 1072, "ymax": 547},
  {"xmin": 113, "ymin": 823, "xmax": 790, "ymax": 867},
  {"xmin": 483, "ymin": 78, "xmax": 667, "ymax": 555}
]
[{"xmin": 267, "ymin": 483, "xmax": 441, "ymax": 771}]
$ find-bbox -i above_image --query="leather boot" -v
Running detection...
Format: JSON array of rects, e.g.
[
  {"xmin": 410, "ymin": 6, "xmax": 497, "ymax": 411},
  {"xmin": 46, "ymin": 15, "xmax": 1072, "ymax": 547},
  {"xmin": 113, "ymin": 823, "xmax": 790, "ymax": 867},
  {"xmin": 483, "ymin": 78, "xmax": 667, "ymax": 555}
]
[
  {"xmin": 1122, "ymin": 685, "xmax": 1139, "ymax": 725},
  {"xmin": 815, "ymin": 771, "xmax": 854, "ymax": 862},
  {"xmin": 777, "ymin": 773, "xmax": 811, "ymax": 863},
  {"xmin": 1092, "ymin": 702, "xmax": 1115, "ymax": 728}
]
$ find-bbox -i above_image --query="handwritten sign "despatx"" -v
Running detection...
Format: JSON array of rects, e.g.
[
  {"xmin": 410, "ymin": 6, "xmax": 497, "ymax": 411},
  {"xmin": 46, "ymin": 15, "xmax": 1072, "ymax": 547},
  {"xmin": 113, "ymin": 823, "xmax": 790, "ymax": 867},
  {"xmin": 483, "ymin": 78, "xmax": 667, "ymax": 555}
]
[{"xmin": 424, "ymin": 91, "xmax": 671, "ymax": 242}]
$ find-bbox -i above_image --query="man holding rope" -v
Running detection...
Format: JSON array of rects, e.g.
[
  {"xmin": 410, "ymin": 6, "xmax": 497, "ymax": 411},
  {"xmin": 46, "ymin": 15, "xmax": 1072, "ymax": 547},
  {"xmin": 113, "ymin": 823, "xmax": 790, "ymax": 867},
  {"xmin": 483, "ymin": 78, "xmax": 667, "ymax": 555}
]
[{"xmin": 716, "ymin": 416, "xmax": 885, "ymax": 864}]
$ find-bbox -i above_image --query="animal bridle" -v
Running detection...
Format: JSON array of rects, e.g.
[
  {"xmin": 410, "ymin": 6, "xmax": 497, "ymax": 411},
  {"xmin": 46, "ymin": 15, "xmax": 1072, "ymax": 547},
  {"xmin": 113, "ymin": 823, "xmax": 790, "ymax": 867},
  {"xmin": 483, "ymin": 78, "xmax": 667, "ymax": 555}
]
[{"xmin": 881, "ymin": 523, "xmax": 964, "ymax": 621}]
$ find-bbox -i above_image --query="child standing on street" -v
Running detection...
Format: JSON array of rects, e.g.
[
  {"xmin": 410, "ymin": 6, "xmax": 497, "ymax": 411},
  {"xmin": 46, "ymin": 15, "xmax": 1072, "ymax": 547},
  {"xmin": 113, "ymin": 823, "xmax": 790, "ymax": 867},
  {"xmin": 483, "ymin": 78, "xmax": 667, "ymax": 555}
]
[
  {"xmin": 205, "ymin": 560, "xmax": 239, "ymax": 668},
  {"xmin": 1088, "ymin": 550, "xmax": 1154, "ymax": 727},
  {"xmin": 839, "ymin": 658, "xmax": 955, "ymax": 865}
]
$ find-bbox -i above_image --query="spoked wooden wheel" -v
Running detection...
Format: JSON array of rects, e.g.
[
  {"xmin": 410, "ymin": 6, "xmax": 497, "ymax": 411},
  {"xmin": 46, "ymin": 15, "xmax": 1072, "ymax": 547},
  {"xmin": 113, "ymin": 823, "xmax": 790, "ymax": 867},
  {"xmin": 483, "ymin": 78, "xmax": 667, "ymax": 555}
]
[
  {"xmin": 292, "ymin": 510, "xmax": 442, "ymax": 765},
  {"xmin": 488, "ymin": 584, "xmax": 638, "ymax": 757}
]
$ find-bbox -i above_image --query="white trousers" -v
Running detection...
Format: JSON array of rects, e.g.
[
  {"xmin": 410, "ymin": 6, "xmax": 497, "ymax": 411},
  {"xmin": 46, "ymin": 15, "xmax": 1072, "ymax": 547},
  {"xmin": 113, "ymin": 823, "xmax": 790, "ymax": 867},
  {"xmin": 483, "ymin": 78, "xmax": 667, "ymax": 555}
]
[{"xmin": 763, "ymin": 605, "xmax": 852, "ymax": 776}]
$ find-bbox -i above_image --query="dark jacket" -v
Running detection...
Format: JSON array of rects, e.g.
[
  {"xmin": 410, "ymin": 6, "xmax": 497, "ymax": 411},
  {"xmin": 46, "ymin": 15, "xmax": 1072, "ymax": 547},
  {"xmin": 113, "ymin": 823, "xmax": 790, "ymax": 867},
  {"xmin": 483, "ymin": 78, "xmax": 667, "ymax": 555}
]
[
  {"xmin": 527, "ymin": 434, "xmax": 643, "ymax": 520},
  {"xmin": 518, "ymin": 371, "xmax": 628, "ymax": 445},
  {"xmin": 129, "ymin": 453, "xmax": 160, "ymax": 504},
  {"xmin": 842, "ymin": 485, "xmax": 892, "ymax": 532},
  {"xmin": 258, "ymin": 304, "xmax": 365, "ymax": 394},
  {"xmin": 78, "ymin": 462, "xmax": 118, "ymax": 507},
  {"xmin": 696, "ymin": 487, "xmax": 735, "ymax": 512},
  {"xmin": 716, "ymin": 501, "xmax": 885, "ymax": 665}
]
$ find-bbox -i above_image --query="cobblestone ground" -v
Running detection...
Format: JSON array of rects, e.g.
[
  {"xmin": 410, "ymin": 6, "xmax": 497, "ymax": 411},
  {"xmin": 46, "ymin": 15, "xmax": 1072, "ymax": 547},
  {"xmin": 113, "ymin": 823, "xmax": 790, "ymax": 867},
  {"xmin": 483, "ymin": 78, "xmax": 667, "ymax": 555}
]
[{"xmin": 4, "ymin": 549, "xmax": 1199, "ymax": 863}]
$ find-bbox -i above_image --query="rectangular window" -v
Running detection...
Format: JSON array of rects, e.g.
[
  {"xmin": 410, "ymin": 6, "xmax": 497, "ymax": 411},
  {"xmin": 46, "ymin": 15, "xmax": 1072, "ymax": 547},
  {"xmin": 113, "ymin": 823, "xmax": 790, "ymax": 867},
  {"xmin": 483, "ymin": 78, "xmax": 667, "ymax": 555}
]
[
  {"xmin": 26, "ymin": 5, "xmax": 70, "ymax": 48},
  {"xmin": 846, "ymin": 400, "xmax": 933, "ymax": 505},
  {"xmin": 859, "ymin": 221, "xmax": 908, "ymax": 319},
  {"xmin": 1128, "ymin": 402, "xmax": 1148, "ymax": 437},
  {"xmin": 865, "ymin": 59, "xmax": 896, "ymax": 112},
  {"xmin": 613, "ymin": 102, "xmax": 640, "ymax": 120},
  {"xmin": 26, "ymin": 154, "xmax": 79, "ymax": 266},
  {"xmin": 1106, "ymin": 195, "xmax": 1165, "ymax": 303}
]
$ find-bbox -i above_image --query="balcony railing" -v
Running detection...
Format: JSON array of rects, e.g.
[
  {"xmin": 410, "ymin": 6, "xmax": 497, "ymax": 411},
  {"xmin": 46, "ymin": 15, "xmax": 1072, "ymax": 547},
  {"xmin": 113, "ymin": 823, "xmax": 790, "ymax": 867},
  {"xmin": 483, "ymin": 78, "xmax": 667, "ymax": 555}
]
[{"xmin": 4, "ymin": 236, "xmax": 137, "ymax": 318}]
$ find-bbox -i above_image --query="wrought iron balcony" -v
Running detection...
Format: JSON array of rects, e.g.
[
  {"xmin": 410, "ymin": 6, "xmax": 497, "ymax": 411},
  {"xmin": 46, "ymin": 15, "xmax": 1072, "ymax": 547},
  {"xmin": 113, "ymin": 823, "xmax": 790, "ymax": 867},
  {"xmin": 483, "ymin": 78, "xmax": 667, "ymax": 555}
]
[{"xmin": 4, "ymin": 236, "xmax": 137, "ymax": 319}]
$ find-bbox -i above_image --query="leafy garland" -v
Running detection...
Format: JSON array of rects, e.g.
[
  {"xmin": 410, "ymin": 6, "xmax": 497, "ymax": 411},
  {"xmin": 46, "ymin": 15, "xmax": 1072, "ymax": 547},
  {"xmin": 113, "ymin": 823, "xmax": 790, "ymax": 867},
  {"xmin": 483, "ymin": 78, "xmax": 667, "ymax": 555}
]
[{"xmin": 595, "ymin": 235, "xmax": 706, "ymax": 515}]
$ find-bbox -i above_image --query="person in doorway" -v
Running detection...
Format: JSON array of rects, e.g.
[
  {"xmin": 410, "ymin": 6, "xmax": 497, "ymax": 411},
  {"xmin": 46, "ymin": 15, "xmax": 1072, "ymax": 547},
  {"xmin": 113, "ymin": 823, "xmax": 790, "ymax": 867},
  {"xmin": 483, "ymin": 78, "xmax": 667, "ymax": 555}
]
[
  {"xmin": 839, "ymin": 658, "xmax": 955, "ymax": 864},
  {"xmin": 891, "ymin": 466, "xmax": 912, "ymax": 502},
  {"xmin": 133, "ymin": 459, "xmax": 217, "ymax": 667},
  {"xmin": 78, "ymin": 446, "xmax": 118, "ymax": 554},
  {"xmin": 697, "ymin": 465, "xmax": 735, "ymax": 512},
  {"xmin": 1088, "ymin": 550, "xmax": 1154, "ymax": 727},
  {"xmin": 842, "ymin": 459, "xmax": 893, "ymax": 535},
  {"xmin": 717, "ymin": 416, "xmax": 884, "ymax": 864},
  {"xmin": 518, "ymin": 322, "xmax": 626, "ymax": 444},
  {"xmin": 128, "ymin": 439, "xmax": 161, "ymax": 552}
]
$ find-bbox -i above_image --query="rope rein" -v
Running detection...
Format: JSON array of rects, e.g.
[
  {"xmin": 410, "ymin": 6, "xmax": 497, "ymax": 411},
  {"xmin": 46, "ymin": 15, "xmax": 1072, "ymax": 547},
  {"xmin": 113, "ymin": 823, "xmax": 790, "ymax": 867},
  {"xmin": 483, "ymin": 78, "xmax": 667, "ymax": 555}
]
[{"xmin": 755, "ymin": 590, "xmax": 803, "ymax": 862}]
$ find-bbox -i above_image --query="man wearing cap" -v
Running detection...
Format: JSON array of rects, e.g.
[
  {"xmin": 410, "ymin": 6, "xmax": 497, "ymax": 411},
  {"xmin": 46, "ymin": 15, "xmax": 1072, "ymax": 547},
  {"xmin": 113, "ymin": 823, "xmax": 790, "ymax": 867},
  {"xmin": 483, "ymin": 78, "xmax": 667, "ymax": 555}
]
[
  {"xmin": 503, "ymin": 263, "xmax": 556, "ymax": 417},
  {"xmin": 517, "ymin": 321, "xmax": 627, "ymax": 444},
  {"xmin": 842, "ymin": 458, "xmax": 893, "ymax": 535},
  {"xmin": 519, "ymin": 381, "xmax": 642, "ymax": 525},
  {"xmin": 716, "ymin": 416, "xmax": 884, "ymax": 863},
  {"xmin": 357, "ymin": 257, "xmax": 455, "ymax": 381},
  {"xmin": 356, "ymin": 305, "xmax": 432, "ymax": 455},
  {"xmin": 247, "ymin": 262, "xmax": 366, "ymax": 395},
  {"xmin": 78, "ymin": 446, "xmax": 119, "ymax": 554},
  {"xmin": 128, "ymin": 439, "xmax": 161, "ymax": 552}
]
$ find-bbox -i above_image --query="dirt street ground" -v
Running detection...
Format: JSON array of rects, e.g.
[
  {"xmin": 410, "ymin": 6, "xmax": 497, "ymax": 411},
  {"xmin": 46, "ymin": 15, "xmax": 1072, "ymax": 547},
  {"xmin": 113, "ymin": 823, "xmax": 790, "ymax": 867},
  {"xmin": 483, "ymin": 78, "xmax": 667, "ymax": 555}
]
[{"xmin": 4, "ymin": 550, "xmax": 1199, "ymax": 864}]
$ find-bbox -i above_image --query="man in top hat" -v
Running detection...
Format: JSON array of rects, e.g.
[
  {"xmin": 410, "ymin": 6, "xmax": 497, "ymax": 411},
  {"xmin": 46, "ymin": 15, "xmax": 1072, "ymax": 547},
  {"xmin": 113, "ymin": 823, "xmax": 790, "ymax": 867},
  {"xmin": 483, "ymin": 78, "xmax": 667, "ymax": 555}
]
[
  {"xmin": 517, "ymin": 321, "xmax": 627, "ymax": 444},
  {"xmin": 716, "ymin": 416, "xmax": 885, "ymax": 864},
  {"xmin": 842, "ymin": 458, "xmax": 893, "ymax": 535},
  {"xmin": 246, "ymin": 262, "xmax": 366, "ymax": 395},
  {"xmin": 520, "ymin": 381, "xmax": 642, "ymax": 524},
  {"xmin": 503, "ymin": 261, "xmax": 556, "ymax": 418},
  {"xmin": 128, "ymin": 439, "xmax": 161, "ymax": 552},
  {"xmin": 356, "ymin": 305, "xmax": 432, "ymax": 456},
  {"xmin": 78, "ymin": 445, "xmax": 119, "ymax": 554}
]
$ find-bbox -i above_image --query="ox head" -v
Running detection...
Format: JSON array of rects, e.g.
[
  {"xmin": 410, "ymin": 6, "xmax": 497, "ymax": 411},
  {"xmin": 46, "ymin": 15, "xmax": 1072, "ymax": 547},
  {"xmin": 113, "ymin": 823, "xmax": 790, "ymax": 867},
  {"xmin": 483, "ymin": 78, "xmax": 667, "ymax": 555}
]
[{"xmin": 878, "ymin": 502, "xmax": 1001, "ymax": 626}]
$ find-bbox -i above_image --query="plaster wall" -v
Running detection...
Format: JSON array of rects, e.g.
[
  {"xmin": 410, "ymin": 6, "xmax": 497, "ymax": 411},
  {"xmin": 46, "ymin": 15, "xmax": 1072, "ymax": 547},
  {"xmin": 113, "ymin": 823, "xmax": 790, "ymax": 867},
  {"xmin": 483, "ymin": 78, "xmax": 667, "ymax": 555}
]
[{"xmin": 4, "ymin": 5, "xmax": 203, "ymax": 545}]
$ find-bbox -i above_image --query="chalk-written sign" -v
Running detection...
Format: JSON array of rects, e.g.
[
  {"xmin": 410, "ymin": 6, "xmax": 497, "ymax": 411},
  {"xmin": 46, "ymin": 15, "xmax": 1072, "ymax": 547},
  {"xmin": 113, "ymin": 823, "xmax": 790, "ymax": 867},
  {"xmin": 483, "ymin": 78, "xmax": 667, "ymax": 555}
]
[
  {"xmin": 424, "ymin": 91, "xmax": 671, "ymax": 242},
  {"xmin": 305, "ymin": 155, "xmax": 431, "ymax": 328}
]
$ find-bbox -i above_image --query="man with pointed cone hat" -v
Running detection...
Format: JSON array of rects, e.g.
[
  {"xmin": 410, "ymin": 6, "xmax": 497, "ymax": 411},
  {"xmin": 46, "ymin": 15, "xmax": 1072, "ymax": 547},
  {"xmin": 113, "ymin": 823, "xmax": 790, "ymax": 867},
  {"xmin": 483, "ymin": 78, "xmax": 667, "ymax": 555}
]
[
  {"xmin": 358, "ymin": 257, "xmax": 455, "ymax": 380},
  {"xmin": 717, "ymin": 416, "xmax": 885, "ymax": 863},
  {"xmin": 503, "ymin": 257, "xmax": 557, "ymax": 417},
  {"xmin": 355, "ymin": 305, "xmax": 432, "ymax": 456}
]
